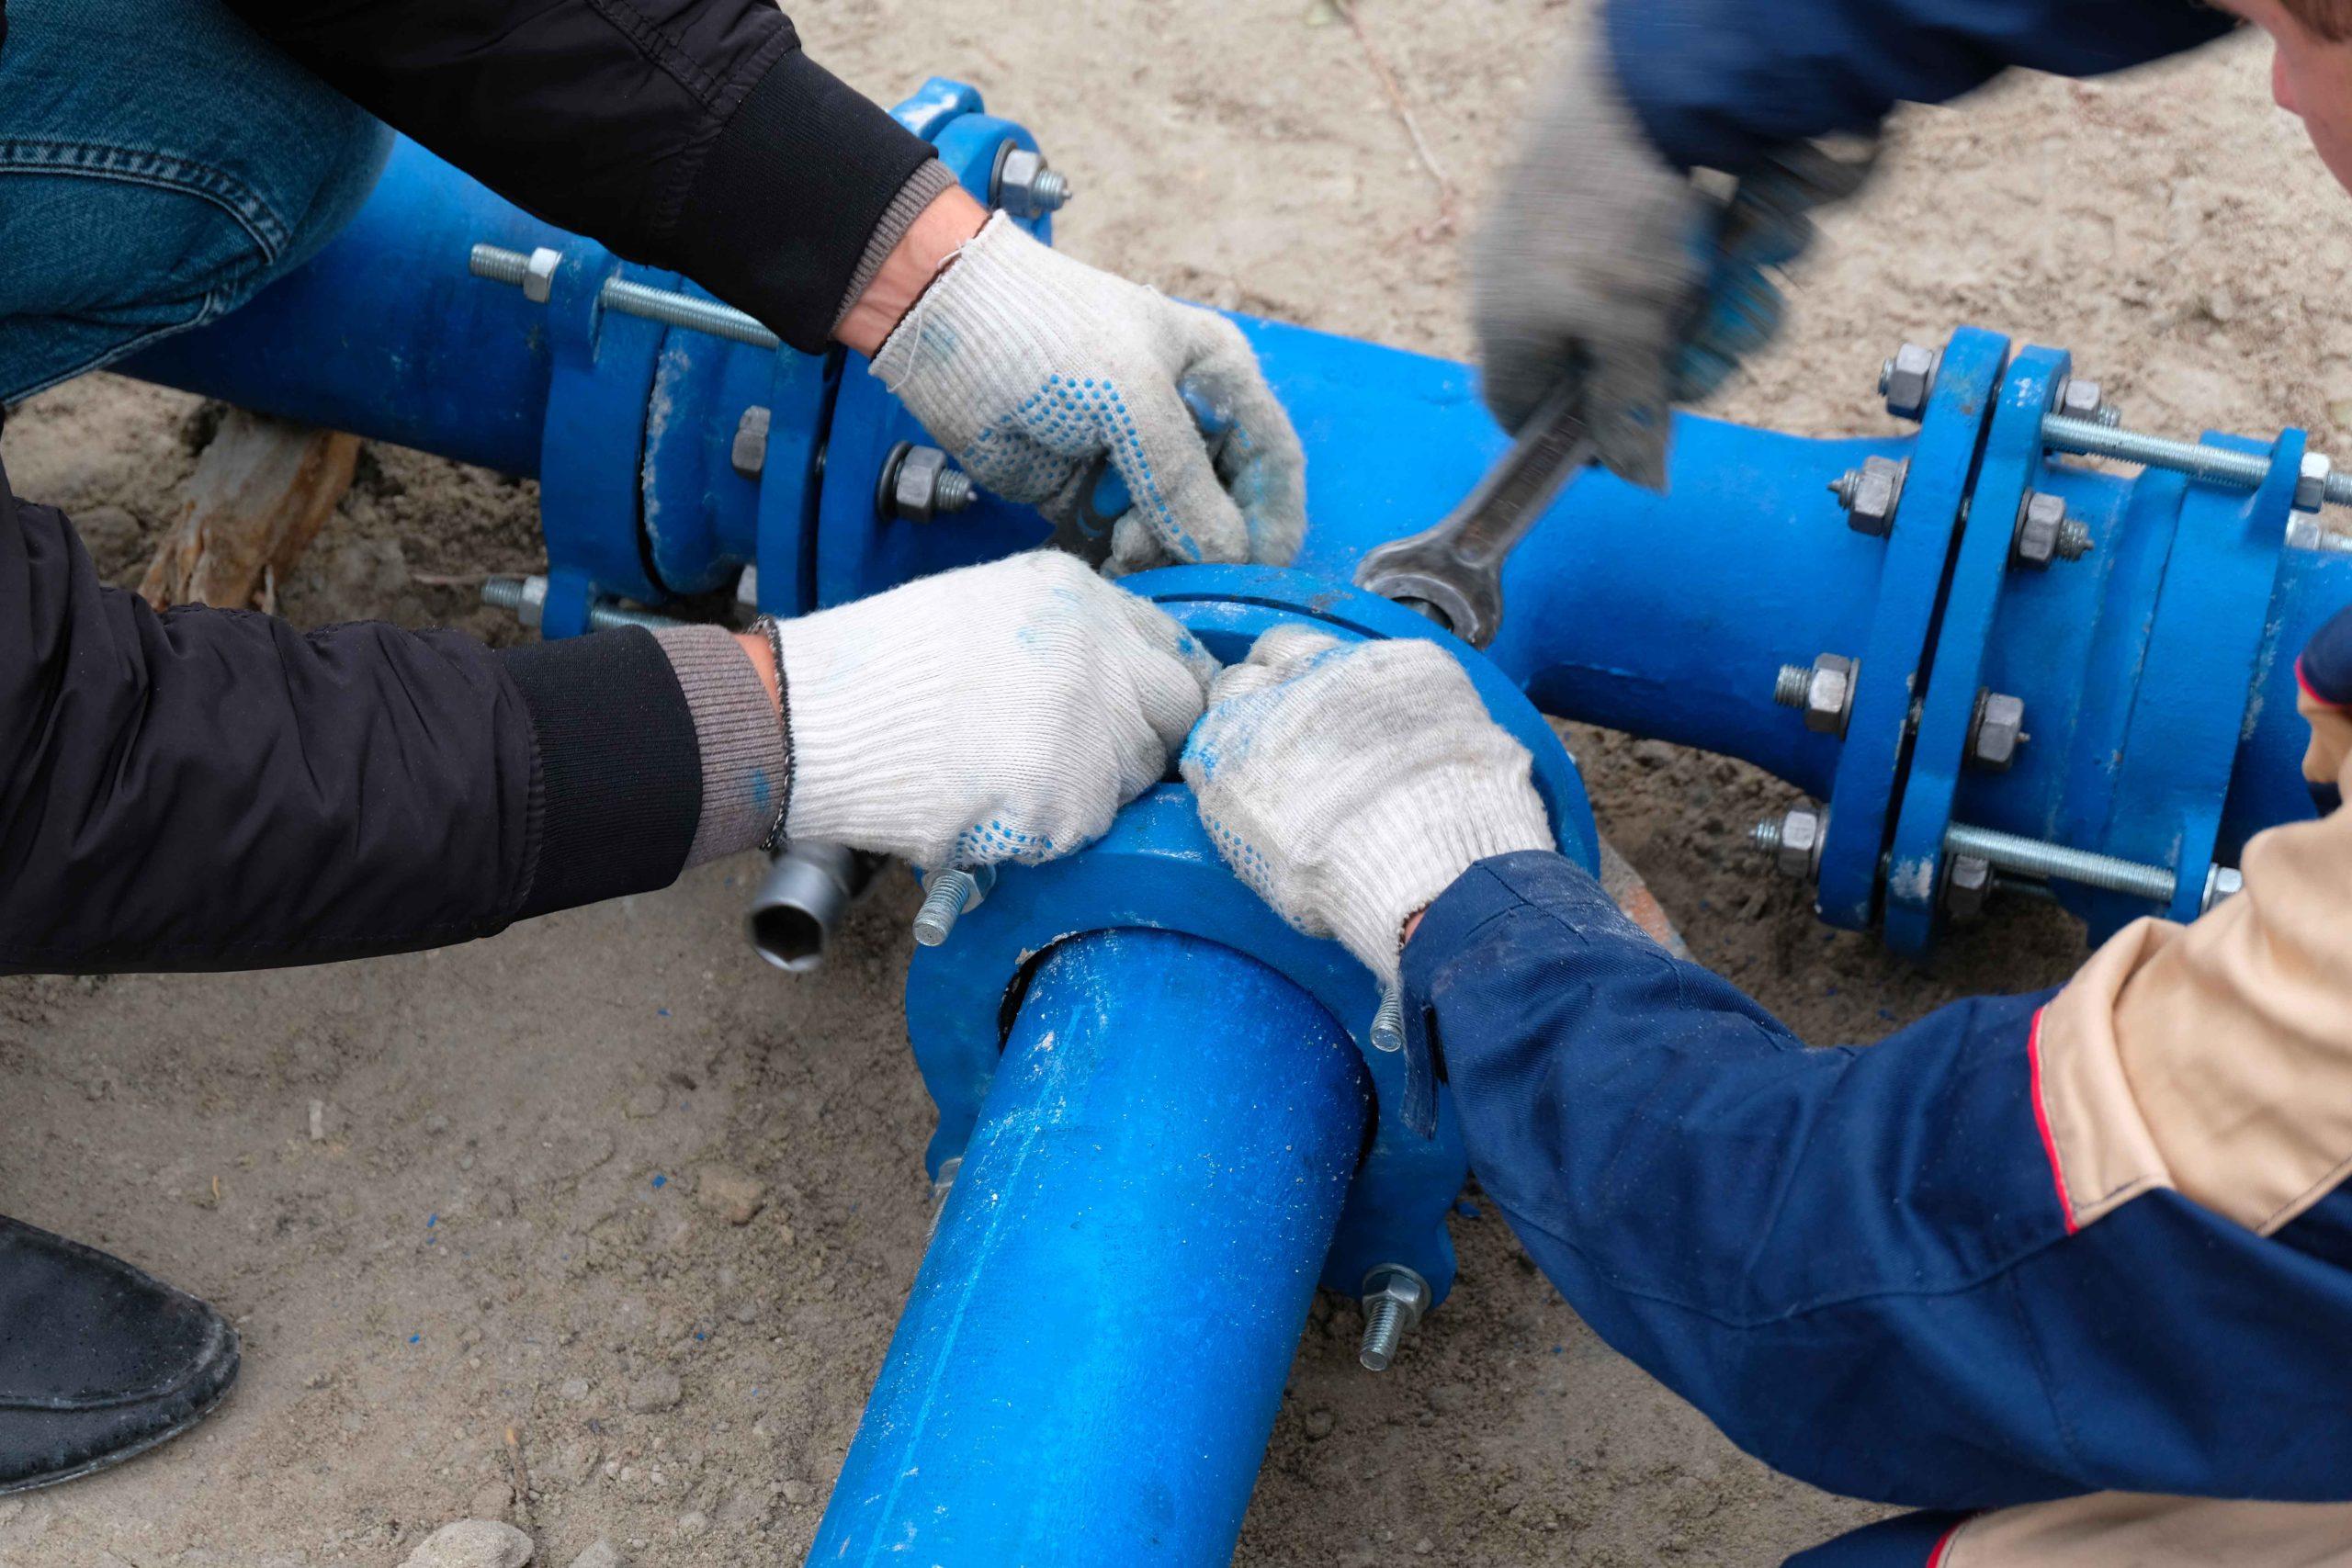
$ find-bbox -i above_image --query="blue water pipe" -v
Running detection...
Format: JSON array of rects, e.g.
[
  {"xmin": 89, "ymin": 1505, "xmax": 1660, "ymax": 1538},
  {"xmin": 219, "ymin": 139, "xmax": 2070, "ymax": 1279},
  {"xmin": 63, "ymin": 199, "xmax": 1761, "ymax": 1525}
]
[{"xmin": 813, "ymin": 927, "xmax": 1369, "ymax": 1563}]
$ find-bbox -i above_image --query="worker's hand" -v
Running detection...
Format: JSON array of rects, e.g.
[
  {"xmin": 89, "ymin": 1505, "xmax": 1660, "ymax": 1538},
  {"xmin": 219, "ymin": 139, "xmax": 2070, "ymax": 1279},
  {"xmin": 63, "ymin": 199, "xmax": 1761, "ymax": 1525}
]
[
  {"xmin": 870, "ymin": 212, "xmax": 1306, "ymax": 575},
  {"xmin": 778, "ymin": 552, "xmax": 1216, "ymax": 870},
  {"xmin": 1471, "ymin": 42, "xmax": 1869, "ymax": 489},
  {"xmin": 1181, "ymin": 628, "xmax": 1554, "ymax": 986}
]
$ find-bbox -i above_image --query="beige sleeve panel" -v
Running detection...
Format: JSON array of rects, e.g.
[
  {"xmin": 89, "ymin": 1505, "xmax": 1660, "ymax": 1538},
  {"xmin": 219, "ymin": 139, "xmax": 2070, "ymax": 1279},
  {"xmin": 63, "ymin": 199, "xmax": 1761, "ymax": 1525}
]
[
  {"xmin": 2034, "ymin": 718, "xmax": 2352, "ymax": 1235},
  {"xmin": 2306, "ymin": 684, "xmax": 2350, "ymax": 793},
  {"xmin": 1940, "ymin": 1493, "xmax": 2352, "ymax": 1567}
]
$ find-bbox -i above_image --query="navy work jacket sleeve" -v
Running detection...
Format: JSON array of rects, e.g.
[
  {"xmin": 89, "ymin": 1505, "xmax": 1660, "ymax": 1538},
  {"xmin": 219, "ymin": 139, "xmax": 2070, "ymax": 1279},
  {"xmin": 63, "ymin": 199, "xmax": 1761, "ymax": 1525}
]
[
  {"xmin": 1405, "ymin": 851, "xmax": 2352, "ymax": 1511},
  {"xmin": 1603, "ymin": 0, "xmax": 2234, "ymax": 172}
]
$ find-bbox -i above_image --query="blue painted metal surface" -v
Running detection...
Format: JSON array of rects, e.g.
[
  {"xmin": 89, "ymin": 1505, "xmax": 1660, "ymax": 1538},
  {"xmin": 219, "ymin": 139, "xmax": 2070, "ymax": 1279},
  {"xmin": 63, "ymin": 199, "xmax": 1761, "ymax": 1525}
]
[
  {"xmin": 110, "ymin": 97, "xmax": 2350, "ymax": 954},
  {"xmin": 815, "ymin": 928, "xmax": 1368, "ymax": 1566}
]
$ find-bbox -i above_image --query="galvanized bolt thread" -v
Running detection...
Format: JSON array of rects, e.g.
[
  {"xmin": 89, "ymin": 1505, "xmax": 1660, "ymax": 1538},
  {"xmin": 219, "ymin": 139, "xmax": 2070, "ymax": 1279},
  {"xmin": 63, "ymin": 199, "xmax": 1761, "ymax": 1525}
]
[
  {"xmin": 2055, "ymin": 518, "xmax": 2094, "ymax": 559},
  {"xmin": 2043, "ymin": 412, "xmax": 2352, "ymax": 508},
  {"xmin": 1878, "ymin": 359, "xmax": 1894, "ymax": 396},
  {"xmin": 1773, "ymin": 664, "xmax": 1811, "ymax": 707},
  {"xmin": 481, "ymin": 575, "xmax": 681, "ymax": 632},
  {"xmin": 1942, "ymin": 823, "xmax": 2176, "ymax": 904},
  {"xmin": 911, "ymin": 869, "xmax": 980, "ymax": 947},
  {"xmin": 2096, "ymin": 405, "xmax": 2123, "ymax": 429},
  {"xmin": 1826, "ymin": 470, "xmax": 1858, "ymax": 507},
  {"xmin": 933, "ymin": 469, "xmax": 976, "ymax": 513},
  {"xmin": 1750, "ymin": 818, "xmax": 1784, "ymax": 855},
  {"xmin": 471, "ymin": 243, "xmax": 780, "ymax": 350},
  {"xmin": 1030, "ymin": 168, "xmax": 1072, "ymax": 211},
  {"xmin": 1359, "ymin": 1297, "xmax": 1408, "ymax": 1372},
  {"xmin": 1369, "ymin": 988, "xmax": 1406, "ymax": 1054}
]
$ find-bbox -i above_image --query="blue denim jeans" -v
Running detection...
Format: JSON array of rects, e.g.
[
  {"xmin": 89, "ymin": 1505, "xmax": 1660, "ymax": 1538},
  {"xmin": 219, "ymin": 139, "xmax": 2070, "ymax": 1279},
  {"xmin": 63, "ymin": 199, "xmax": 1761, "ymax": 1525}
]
[{"xmin": 0, "ymin": 0, "xmax": 391, "ymax": 402}]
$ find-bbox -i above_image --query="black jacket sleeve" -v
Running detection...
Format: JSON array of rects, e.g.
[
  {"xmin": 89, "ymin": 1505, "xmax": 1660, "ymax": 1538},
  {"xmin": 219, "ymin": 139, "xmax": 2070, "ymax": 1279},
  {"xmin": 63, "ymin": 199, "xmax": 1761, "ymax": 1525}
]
[
  {"xmin": 0, "ymin": 455, "xmax": 701, "ymax": 972},
  {"xmin": 224, "ymin": 0, "xmax": 939, "ymax": 353}
]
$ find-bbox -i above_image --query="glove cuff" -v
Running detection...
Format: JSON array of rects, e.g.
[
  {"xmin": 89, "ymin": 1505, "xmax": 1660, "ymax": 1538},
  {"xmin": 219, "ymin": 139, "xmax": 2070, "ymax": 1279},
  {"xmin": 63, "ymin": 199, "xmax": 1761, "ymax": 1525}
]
[
  {"xmin": 773, "ymin": 598, "xmax": 956, "ymax": 860},
  {"xmin": 1324, "ymin": 765, "xmax": 1555, "ymax": 987}
]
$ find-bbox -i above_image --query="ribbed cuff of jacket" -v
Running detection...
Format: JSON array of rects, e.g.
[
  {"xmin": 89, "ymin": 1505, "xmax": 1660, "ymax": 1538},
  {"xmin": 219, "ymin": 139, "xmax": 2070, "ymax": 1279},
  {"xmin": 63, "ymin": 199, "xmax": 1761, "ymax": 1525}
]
[
  {"xmin": 651, "ymin": 626, "xmax": 789, "ymax": 866},
  {"xmin": 831, "ymin": 159, "xmax": 960, "ymax": 334},
  {"xmin": 675, "ymin": 48, "xmax": 941, "ymax": 354},
  {"xmin": 497, "ymin": 628, "xmax": 702, "ymax": 919}
]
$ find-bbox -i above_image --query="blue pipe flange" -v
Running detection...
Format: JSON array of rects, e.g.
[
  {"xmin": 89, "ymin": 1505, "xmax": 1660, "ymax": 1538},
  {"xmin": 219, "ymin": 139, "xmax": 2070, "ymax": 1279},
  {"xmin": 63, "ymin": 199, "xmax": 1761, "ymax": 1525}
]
[
  {"xmin": 903, "ymin": 566, "xmax": 1601, "ymax": 1308},
  {"xmin": 1883, "ymin": 344, "xmax": 2068, "ymax": 953},
  {"xmin": 1814, "ymin": 327, "xmax": 2007, "ymax": 931}
]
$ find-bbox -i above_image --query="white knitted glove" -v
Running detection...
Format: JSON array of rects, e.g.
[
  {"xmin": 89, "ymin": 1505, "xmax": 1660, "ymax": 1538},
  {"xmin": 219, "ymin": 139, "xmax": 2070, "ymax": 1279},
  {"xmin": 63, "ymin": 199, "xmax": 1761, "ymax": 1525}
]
[
  {"xmin": 871, "ymin": 212, "xmax": 1306, "ymax": 575},
  {"xmin": 780, "ymin": 552, "xmax": 1217, "ymax": 869},
  {"xmin": 1181, "ymin": 628, "xmax": 1555, "ymax": 986}
]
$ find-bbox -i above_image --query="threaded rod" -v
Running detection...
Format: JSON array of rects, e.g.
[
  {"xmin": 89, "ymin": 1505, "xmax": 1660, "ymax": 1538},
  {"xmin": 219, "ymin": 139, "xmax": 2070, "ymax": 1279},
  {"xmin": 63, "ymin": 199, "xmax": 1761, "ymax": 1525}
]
[
  {"xmin": 2043, "ymin": 412, "xmax": 2351, "ymax": 508},
  {"xmin": 471, "ymin": 243, "xmax": 779, "ymax": 350},
  {"xmin": 912, "ymin": 869, "xmax": 979, "ymax": 947},
  {"xmin": 1369, "ymin": 988, "xmax": 1405, "ymax": 1054},
  {"xmin": 1359, "ymin": 1298, "xmax": 1408, "ymax": 1372},
  {"xmin": 1942, "ymin": 823, "xmax": 2175, "ymax": 903}
]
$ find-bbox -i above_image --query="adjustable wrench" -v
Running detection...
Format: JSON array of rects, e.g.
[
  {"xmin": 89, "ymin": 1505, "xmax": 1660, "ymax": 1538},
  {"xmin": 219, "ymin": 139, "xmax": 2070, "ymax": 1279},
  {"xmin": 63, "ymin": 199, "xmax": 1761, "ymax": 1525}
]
[{"xmin": 1351, "ymin": 375, "xmax": 1591, "ymax": 649}]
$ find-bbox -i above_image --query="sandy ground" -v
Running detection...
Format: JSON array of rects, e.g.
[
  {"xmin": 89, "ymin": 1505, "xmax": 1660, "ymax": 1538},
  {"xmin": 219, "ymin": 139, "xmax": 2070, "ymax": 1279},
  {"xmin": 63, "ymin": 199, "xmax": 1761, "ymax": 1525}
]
[{"xmin": 1, "ymin": 6, "xmax": 2337, "ymax": 1564}]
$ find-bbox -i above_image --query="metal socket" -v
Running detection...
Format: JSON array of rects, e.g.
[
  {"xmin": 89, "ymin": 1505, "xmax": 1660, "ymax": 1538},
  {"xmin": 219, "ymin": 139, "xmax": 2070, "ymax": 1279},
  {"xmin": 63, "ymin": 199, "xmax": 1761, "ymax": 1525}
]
[
  {"xmin": 1967, "ymin": 690, "xmax": 2029, "ymax": 772},
  {"xmin": 1880, "ymin": 342, "xmax": 1939, "ymax": 420},
  {"xmin": 745, "ymin": 842, "xmax": 879, "ymax": 974},
  {"xmin": 1829, "ymin": 456, "xmax": 1905, "ymax": 536}
]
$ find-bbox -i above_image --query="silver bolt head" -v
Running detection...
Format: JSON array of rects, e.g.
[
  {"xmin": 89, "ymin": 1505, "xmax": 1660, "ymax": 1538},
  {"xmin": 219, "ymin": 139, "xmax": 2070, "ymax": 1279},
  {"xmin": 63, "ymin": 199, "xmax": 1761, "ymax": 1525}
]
[
  {"xmin": 1968, "ymin": 691, "xmax": 2028, "ymax": 772},
  {"xmin": 994, "ymin": 147, "xmax": 1069, "ymax": 220},
  {"xmin": 735, "ymin": 564, "xmax": 761, "ymax": 610},
  {"xmin": 1360, "ymin": 1265, "xmax": 1431, "ymax": 1328},
  {"xmin": 891, "ymin": 445, "xmax": 956, "ymax": 525},
  {"xmin": 1839, "ymin": 456, "xmax": 1905, "ymax": 536},
  {"xmin": 2053, "ymin": 377, "xmax": 2107, "ymax": 423},
  {"xmin": 2013, "ymin": 491, "xmax": 2067, "ymax": 569},
  {"xmin": 2296, "ymin": 452, "xmax": 2333, "ymax": 514},
  {"xmin": 523, "ymin": 246, "xmax": 561, "ymax": 305},
  {"xmin": 731, "ymin": 405, "xmax": 772, "ymax": 479},
  {"xmin": 1804, "ymin": 654, "xmax": 1858, "ymax": 737},
  {"xmin": 1771, "ymin": 806, "xmax": 1826, "ymax": 881},
  {"xmin": 1883, "ymin": 342, "xmax": 1938, "ymax": 420},
  {"xmin": 2202, "ymin": 864, "xmax": 2245, "ymax": 913},
  {"xmin": 1943, "ymin": 853, "xmax": 1994, "ymax": 922}
]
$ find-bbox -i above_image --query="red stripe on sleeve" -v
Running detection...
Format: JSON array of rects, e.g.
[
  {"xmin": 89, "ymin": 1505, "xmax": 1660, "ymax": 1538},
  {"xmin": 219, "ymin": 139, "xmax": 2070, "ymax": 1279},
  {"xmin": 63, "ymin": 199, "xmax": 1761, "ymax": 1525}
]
[
  {"xmin": 2026, "ymin": 1008, "xmax": 2079, "ymax": 1235},
  {"xmin": 1926, "ymin": 1521, "xmax": 1962, "ymax": 1567},
  {"xmin": 2301, "ymin": 656, "xmax": 2350, "ymax": 710}
]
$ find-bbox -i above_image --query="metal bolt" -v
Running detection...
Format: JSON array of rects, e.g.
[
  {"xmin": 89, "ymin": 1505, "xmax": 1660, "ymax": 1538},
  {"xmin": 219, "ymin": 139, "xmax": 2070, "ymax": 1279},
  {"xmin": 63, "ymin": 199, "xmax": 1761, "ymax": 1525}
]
[
  {"xmin": 879, "ymin": 442, "xmax": 978, "ymax": 525},
  {"xmin": 1829, "ymin": 456, "xmax": 1905, "ymax": 536},
  {"xmin": 1752, "ymin": 805, "xmax": 1826, "ymax": 882},
  {"xmin": 1788, "ymin": 654, "xmax": 1857, "ymax": 736},
  {"xmin": 731, "ymin": 406, "xmax": 771, "ymax": 479},
  {"xmin": 481, "ymin": 575, "xmax": 682, "ymax": 632},
  {"xmin": 2010, "ymin": 491, "xmax": 2090, "ymax": 569},
  {"xmin": 2298, "ymin": 453, "xmax": 2334, "ymax": 513},
  {"xmin": 471, "ymin": 243, "xmax": 780, "ymax": 350},
  {"xmin": 1773, "ymin": 664, "xmax": 1811, "ymax": 707},
  {"xmin": 2052, "ymin": 377, "xmax": 2116, "ymax": 428},
  {"xmin": 1357, "ymin": 1265, "xmax": 1431, "ymax": 1373},
  {"xmin": 2286, "ymin": 518, "xmax": 2352, "ymax": 553},
  {"xmin": 1966, "ymin": 690, "xmax": 2029, "ymax": 773},
  {"xmin": 1941, "ymin": 823, "xmax": 2176, "ymax": 903},
  {"xmin": 2201, "ymin": 864, "xmax": 2244, "ymax": 914},
  {"xmin": 1942, "ymin": 853, "xmax": 1994, "ymax": 922},
  {"xmin": 991, "ymin": 144, "xmax": 1071, "ymax": 220},
  {"xmin": 522, "ymin": 245, "xmax": 560, "ymax": 304},
  {"xmin": 735, "ymin": 564, "xmax": 761, "ymax": 611},
  {"xmin": 1880, "ymin": 342, "xmax": 1939, "ymax": 420},
  {"xmin": 1369, "ymin": 988, "xmax": 1406, "ymax": 1054},
  {"xmin": 2043, "ymin": 412, "xmax": 2352, "ymax": 510},
  {"xmin": 911, "ymin": 865, "xmax": 994, "ymax": 947}
]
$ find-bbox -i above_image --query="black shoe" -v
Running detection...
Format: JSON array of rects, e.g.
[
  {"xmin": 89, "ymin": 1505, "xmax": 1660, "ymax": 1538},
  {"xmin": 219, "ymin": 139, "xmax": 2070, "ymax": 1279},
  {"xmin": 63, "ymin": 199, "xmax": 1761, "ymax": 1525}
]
[{"xmin": 0, "ymin": 1214, "xmax": 239, "ymax": 1495}]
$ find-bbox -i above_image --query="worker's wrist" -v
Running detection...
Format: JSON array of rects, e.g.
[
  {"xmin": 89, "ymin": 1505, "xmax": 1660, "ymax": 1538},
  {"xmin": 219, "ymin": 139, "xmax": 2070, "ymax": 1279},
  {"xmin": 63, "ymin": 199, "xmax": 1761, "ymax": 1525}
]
[
  {"xmin": 833, "ymin": 183, "xmax": 990, "ymax": 356},
  {"xmin": 651, "ymin": 626, "xmax": 790, "ymax": 867}
]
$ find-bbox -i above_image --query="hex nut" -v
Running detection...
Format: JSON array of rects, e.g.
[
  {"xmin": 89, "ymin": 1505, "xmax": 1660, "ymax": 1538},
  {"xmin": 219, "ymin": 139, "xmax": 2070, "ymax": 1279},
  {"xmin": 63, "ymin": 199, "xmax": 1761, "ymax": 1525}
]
[
  {"xmin": 1968, "ymin": 690, "xmax": 2028, "ymax": 773},
  {"xmin": 2202, "ymin": 864, "xmax": 2245, "ymax": 913},
  {"xmin": 731, "ymin": 405, "xmax": 772, "ymax": 479},
  {"xmin": 2012, "ymin": 491, "xmax": 2068, "ymax": 569},
  {"xmin": 2053, "ymin": 378, "xmax": 2107, "ymax": 423},
  {"xmin": 523, "ymin": 246, "xmax": 561, "ymax": 305},
  {"xmin": 1834, "ymin": 456, "xmax": 1905, "ymax": 536},
  {"xmin": 1804, "ymin": 654, "xmax": 1858, "ymax": 737},
  {"xmin": 1882, "ymin": 342, "xmax": 1939, "ymax": 420},
  {"xmin": 1943, "ymin": 853, "xmax": 1994, "ymax": 922},
  {"xmin": 884, "ymin": 443, "xmax": 953, "ymax": 524},
  {"xmin": 992, "ymin": 145, "xmax": 1070, "ymax": 220},
  {"xmin": 735, "ymin": 564, "xmax": 761, "ymax": 610},
  {"xmin": 1360, "ymin": 1266, "xmax": 1431, "ymax": 1327},
  {"xmin": 2296, "ymin": 452, "xmax": 2333, "ymax": 514},
  {"xmin": 1773, "ymin": 806, "xmax": 1826, "ymax": 881},
  {"xmin": 516, "ymin": 573, "xmax": 548, "ymax": 630}
]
